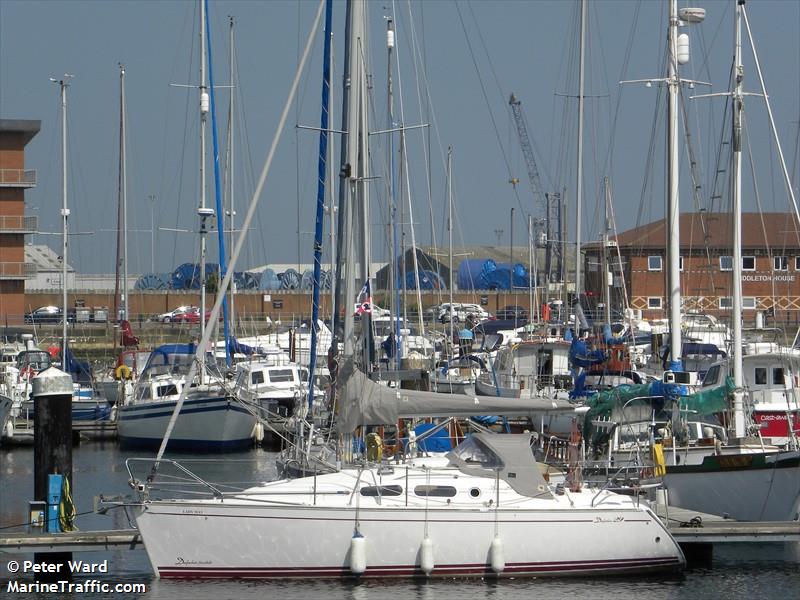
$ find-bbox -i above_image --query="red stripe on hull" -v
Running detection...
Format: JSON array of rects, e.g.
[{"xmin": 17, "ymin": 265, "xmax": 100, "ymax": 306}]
[{"xmin": 157, "ymin": 557, "xmax": 682, "ymax": 579}]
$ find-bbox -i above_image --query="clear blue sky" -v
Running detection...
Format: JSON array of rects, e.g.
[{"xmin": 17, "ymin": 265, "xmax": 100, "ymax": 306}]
[{"xmin": 2, "ymin": 0, "xmax": 798, "ymax": 275}]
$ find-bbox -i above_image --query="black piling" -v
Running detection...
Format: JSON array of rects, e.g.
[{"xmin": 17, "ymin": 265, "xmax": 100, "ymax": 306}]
[{"xmin": 32, "ymin": 367, "xmax": 74, "ymax": 582}]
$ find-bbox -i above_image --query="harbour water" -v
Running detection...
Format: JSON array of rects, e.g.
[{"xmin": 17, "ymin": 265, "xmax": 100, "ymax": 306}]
[{"xmin": 2, "ymin": 443, "xmax": 799, "ymax": 599}]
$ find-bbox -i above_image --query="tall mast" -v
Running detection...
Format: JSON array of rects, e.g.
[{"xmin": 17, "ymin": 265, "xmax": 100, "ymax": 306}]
[
  {"xmin": 731, "ymin": 0, "xmax": 745, "ymax": 437},
  {"xmin": 54, "ymin": 75, "xmax": 72, "ymax": 352},
  {"xmin": 199, "ymin": 0, "xmax": 209, "ymax": 351},
  {"xmin": 121, "ymin": 65, "xmax": 128, "ymax": 322},
  {"xmin": 447, "ymin": 147, "xmax": 454, "ymax": 347},
  {"xmin": 226, "ymin": 16, "xmax": 236, "ymax": 336},
  {"xmin": 666, "ymin": 0, "xmax": 682, "ymax": 369},
  {"xmin": 387, "ymin": 15, "xmax": 400, "ymax": 367},
  {"xmin": 574, "ymin": 0, "xmax": 586, "ymax": 305}
]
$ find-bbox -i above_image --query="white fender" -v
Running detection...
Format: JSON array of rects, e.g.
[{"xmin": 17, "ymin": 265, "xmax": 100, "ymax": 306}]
[
  {"xmin": 419, "ymin": 536, "xmax": 434, "ymax": 575},
  {"xmin": 490, "ymin": 535, "xmax": 505, "ymax": 574},
  {"xmin": 349, "ymin": 534, "xmax": 367, "ymax": 575}
]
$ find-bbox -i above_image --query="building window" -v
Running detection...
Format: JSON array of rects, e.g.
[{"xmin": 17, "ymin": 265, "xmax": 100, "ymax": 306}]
[
  {"xmin": 647, "ymin": 297, "xmax": 662, "ymax": 309},
  {"xmin": 774, "ymin": 256, "xmax": 788, "ymax": 271},
  {"xmin": 719, "ymin": 297, "xmax": 732, "ymax": 310},
  {"xmin": 742, "ymin": 297, "xmax": 756, "ymax": 310},
  {"xmin": 720, "ymin": 256, "xmax": 733, "ymax": 271},
  {"xmin": 679, "ymin": 256, "xmax": 684, "ymax": 272},
  {"xmin": 754, "ymin": 367, "xmax": 767, "ymax": 386},
  {"xmin": 795, "ymin": 256, "xmax": 800, "ymax": 271},
  {"xmin": 648, "ymin": 256, "xmax": 662, "ymax": 271},
  {"xmin": 742, "ymin": 256, "xmax": 756, "ymax": 271}
]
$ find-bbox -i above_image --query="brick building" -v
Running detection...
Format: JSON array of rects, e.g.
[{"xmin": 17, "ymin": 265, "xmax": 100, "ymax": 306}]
[
  {"xmin": 584, "ymin": 212, "xmax": 800, "ymax": 322},
  {"xmin": 0, "ymin": 120, "xmax": 40, "ymax": 325}
]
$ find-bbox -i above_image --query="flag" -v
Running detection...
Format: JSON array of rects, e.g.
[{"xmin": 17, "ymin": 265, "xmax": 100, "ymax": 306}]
[{"xmin": 355, "ymin": 280, "xmax": 372, "ymax": 314}]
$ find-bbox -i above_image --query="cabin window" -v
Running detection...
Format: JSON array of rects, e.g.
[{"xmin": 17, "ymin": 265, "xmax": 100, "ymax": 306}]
[
  {"xmin": 647, "ymin": 297, "xmax": 662, "ymax": 309},
  {"xmin": 773, "ymin": 256, "xmax": 789, "ymax": 271},
  {"xmin": 720, "ymin": 256, "xmax": 733, "ymax": 271},
  {"xmin": 703, "ymin": 365, "xmax": 721, "ymax": 387},
  {"xmin": 742, "ymin": 297, "xmax": 756, "ymax": 310},
  {"xmin": 773, "ymin": 368, "xmax": 785, "ymax": 385},
  {"xmin": 414, "ymin": 485, "xmax": 457, "ymax": 498},
  {"xmin": 269, "ymin": 369, "xmax": 295, "ymax": 383},
  {"xmin": 647, "ymin": 256, "xmax": 662, "ymax": 271},
  {"xmin": 719, "ymin": 297, "xmax": 732, "ymax": 310},
  {"xmin": 754, "ymin": 367, "xmax": 767, "ymax": 386},
  {"xmin": 251, "ymin": 371, "xmax": 265, "ymax": 385},
  {"xmin": 742, "ymin": 256, "xmax": 756, "ymax": 271},
  {"xmin": 156, "ymin": 384, "xmax": 178, "ymax": 398},
  {"xmin": 360, "ymin": 485, "xmax": 403, "ymax": 497}
]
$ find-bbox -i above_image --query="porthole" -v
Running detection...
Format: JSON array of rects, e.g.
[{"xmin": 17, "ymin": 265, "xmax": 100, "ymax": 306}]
[{"xmin": 469, "ymin": 488, "xmax": 481, "ymax": 498}]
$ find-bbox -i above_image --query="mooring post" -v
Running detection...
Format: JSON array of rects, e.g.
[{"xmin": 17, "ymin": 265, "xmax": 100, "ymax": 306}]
[{"xmin": 32, "ymin": 367, "xmax": 74, "ymax": 582}]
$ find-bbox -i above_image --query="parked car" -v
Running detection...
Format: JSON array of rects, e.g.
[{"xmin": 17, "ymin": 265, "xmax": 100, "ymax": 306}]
[
  {"xmin": 172, "ymin": 307, "xmax": 215, "ymax": 324},
  {"xmin": 495, "ymin": 305, "xmax": 528, "ymax": 321},
  {"xmin": 155, "ymin": 306, "xmax": 198, "ymax": 323},
  {"xmin": 352, "ymin": 303, "xmax": 391, "ymax": 318},
  {"xmin": 437, "ymin": 303, "xmax": 491, "ymax": 324},
  {"xmin": 24, "ymin": 305, "xmax": 75, "ymax": 324}
]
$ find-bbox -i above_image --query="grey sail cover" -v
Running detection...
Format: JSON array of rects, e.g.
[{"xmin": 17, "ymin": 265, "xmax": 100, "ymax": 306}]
[{"xmin": 336, "ymin": 358, "xmax": 577, "ymax": 433}]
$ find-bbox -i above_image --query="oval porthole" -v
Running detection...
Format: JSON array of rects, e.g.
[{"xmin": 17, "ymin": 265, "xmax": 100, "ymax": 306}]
[{"xmin": 469, "ymin": 487, "xmax": 481, "ymax": 498}]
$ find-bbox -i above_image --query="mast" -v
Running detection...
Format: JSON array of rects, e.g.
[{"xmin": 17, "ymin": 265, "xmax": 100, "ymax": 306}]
[
  {"xmin": 307, "ymin": 0, "xmax": 333, "ymax": 409},
  {"xmin": 387, "ymin": 15, "xmax": 401, "ymax": 367},
  {"xmin": 447, "ymin": 148, "xmax": 454, "ymax": 348},
  {"xmin": 666, "ymin": 0, "xmax": 682, "ymax": 370},
  {"xmin": 731, "ymin": 0, "xmax": 745, "ymax": 437},
  {"xmin": 113, "ymin": 67, "xmax": 123, "ymax": 338},
  {"xmin": 205, "ymin": 0, "xmax": 232, "ymax": 366},
  {"xmin": 574, "ymin": 0, "xmax": 586, "ymax": 306},
  {"xmin": 226, "ymin": 16, "xmax": 236, "ymax": 336},
  {"xmin": 199, "ymin": 0, "xmax": 209, "ymax": 361},
  {"xmin": 602, "ymin": 177, "xmax": 612, "ymax": 327},
  {"xmin": 52, "ymin": 75, "xmax": 72, "ymax": 353}
]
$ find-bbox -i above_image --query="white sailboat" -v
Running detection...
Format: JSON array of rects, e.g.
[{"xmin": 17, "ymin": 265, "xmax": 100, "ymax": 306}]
[
  {"xmin": 116, "ymin": 1, "xmax": 256, "ymax": 451},
  {"xmin": 131, "ymin": 0, "xmax": 686, "ymax": 580}
]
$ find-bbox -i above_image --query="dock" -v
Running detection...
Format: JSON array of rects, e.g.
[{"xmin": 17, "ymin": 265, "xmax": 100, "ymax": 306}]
[{"xmin": 0, "ymin": 529, "xmax": 141, "ymax": 554}]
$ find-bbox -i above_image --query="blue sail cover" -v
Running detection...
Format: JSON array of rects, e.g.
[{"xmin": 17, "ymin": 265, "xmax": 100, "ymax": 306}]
[{"xmin": 228, "ymin": 337, "xmax": 258, "ymax": 356}]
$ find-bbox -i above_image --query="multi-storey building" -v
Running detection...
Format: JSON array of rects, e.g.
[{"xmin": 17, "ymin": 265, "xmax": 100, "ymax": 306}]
[
  {"xmin": 0, "ymin": 120, "xmax": 40, "ymax": 325},
  {"xmin": 584, "ymin": 212, "xmax": 800, "ymax": 322}
]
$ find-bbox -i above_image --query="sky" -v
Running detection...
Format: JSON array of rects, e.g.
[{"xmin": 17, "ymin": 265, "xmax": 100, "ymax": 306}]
[{"xmin": 1, "ymin": 0, "xmax": 798, "ymax": 276}]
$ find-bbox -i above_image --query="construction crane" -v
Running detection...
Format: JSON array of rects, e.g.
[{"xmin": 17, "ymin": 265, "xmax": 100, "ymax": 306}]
[{"xmin": 508, "ymin": 92, "xmax": 563, "ymax": 284}]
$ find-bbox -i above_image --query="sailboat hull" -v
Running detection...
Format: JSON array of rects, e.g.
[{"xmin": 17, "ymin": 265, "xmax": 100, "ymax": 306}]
[
  {"xmin": 663, "ymin": 451, "xmax": 800, "ymax": 521},
  {"xmin": 136, "ymin": 496, "xmax": 683, "ymax": 579},
  {"xmin": 117, "ymin": 396, "xmax": 255, "ymax": 451}
]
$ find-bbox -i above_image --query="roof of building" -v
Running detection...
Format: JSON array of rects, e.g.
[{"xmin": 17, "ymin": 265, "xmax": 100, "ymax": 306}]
[
  {"xmin": 25, "ymin": 244, "xmax": 74, "ymax": 272},
  {"xmin": 611, "ymin": 212, "xmax": 800, "ymax": 251},
  {"xmin": 0, "ymin": 119, "xmax": 41, "ymax": 146}
]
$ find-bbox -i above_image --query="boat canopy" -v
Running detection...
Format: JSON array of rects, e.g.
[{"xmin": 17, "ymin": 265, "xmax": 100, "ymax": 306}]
[{"xmin": 446, "ymin": 433, "xmax": 552, "ymax": 498}]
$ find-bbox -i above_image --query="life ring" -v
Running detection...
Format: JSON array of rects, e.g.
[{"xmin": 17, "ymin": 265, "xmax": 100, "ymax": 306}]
[{"xmin": 115, "ymin": 364, "xmax": 133, "ymax": 380}]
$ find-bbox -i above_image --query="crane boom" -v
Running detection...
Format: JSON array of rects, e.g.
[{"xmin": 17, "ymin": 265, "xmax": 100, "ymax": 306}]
[{"xmin": 509, "ymin": 93, "xmax": 546, "ymax": 215}]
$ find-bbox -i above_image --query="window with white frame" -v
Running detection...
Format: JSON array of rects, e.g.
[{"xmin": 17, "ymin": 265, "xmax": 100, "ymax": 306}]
[
  {"xmin": 679, "ymin": 256, "xmax": 684, "ymax": 271},
  {"xmin": 742, "ymin": 256, "xmax": 756, "ymax": 271},
  {"xmin": 774, "ymin": 256, "xmax": 789, "ymax": 271},
  {"xmin": 719, "ymin": 296, "xmax": 732, "ymax": 309},
  {"xmin": 647, "ymin": 256, "xmax": 662, "ymax": 271},
  {"xmin": 720, "ymin": 256, "xmax": 733, "ymax": 271},
  {"xmin": 795, "ymin": 256, "xmax": 800, "ymax": 271},
  {"xmin": 647, "ymin": 297, "xmax": 663, "ymax": 309},
  {"xmin": 742, "ymin": 297, "xmax": 756, "ymax": 310}
]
